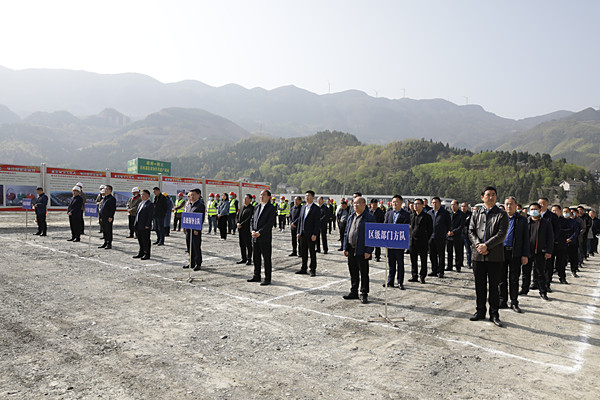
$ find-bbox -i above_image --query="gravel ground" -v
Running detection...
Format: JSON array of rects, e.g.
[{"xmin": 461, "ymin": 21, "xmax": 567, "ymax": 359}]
[{"xmin": 1, "ymin": 211, "xmax": 599, "ymax": 399}]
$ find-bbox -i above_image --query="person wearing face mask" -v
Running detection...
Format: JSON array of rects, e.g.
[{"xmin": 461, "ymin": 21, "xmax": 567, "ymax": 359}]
[
  {"xmin": 520, "ymin": 203, "xmax": 554, "ymax": 300},
  {"xmin": 206, "ymin": 193, "xmax": 218, "ymax": 234}
]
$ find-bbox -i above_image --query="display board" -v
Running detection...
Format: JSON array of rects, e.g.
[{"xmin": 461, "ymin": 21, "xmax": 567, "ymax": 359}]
[
  {"xmin": 110, "ymin": 172, "xmax": 160, "ymax": 208},
  {"xmin": 127, "ymin": 158, "xmax": 171, "ymax": 176},
  {"xmin": 0, "ymin": 164, "xmax": 41, "ymax": 209},
  {"xmin": 46, "ymin": 167, "xmax": 107, "ymax": 207},
  {"xmin": 162, "ymin": 176, "xmax": 204, "ymax": 197},
  {"xmin": 241, "ymin": 182, "xmax": 271, "ymax": 200},
  {"xmin": 205, "ymin": 179, "xmax": 240, "ymax": 199}
]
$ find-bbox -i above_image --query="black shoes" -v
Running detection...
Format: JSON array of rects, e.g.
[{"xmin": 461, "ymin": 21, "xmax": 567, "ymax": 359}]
[
  {"xmin": 245, "ymin": 260, "xmax": 252, "ymax": 266},
  {"xmin": 518, "ymin": 289, "xmax": 528, "ymax": 296},
  {"xmin": 407, "ymin": 277, "xmax": 418, "ymax": 282},
  {"xmin": 133, "ymin": 254, "xmax": 143, "ymax": 259},
  {"xmin": 572, "ymin": 272, "xmax": 579, "ymax": 278},
  {"xmin": 288, "ymin": 253, "xmax": 297, "ymax": 257},
  {"xmin": 193, "ymin": 266, "xmax": 201, "ymax": 271},
  {"xmin": 559, "ymin": 278, "xmax": 569, "ymax": 284},
  {"xmin": 490, "ymin": 317, "xmax": 503, "ymax": 327},
  {"xmin": 34, "ymin": 232, "xmax": 41, "ymax": 236},
  {"xmin": 399, "ymin": 284, "xmax": 405, "ymax": 290},
  {"xmin": 420, "ymin": 277, "xmax": 426, "ymax": 284},
  {"xmin": 310, "ymin": 270, "xmax": 316, "ymax": 277},
  {"xmin": 157, "ymin": 242, "xmax": 164, "ymax": 246},
  {"xmin": 104, "ymin": 244, "xmax": 112, "ymax": 250},
  {"xmin": 98, "ymin": 243, "xmax": 107, "ymax": 249},
  {"xmin": 375, "ymin": 258, "xmax": 381, "ymax": 262},
  {"xmin": 382, "ymin": 282, "xmax": 395, "ymax": 288},
  {"xmin": 540, "ymin": 293, "xmax": 549, "ymax": 301},
  {"xmin": 427, "ymin": 272, "xmax": 437, "ymax": 277},
  {"xmin": 40, "ymin": 233, "xmax": 47, "ymax": 236},
  {"xmin": 295, "ymin": 269, "xmax": 308, "ymax": 275},
  {"xmin": 337, "ymin": 248, "xmax": 343, "ymax": 251},
  {"xmin": 547, "ymin": 286, "xmax": 553, "ymax": 293},
  {"xmin": 67, "ymin": 238, "xmax": 74, "ymax": 241},
  {"xmin": 247, "ymin": 277, "xmax": 261, "ymax": 282},
  {"xmin": 323, "ymin": 251, "xmax": 328, "ymax": 255},
  {"xmin": 183, "ymin": 265, "xmax": 190, "ymax": 269},
  {"xmin": 444, "ymin": 267, "xmax": 452, "ymax": 271},
  {"xmin": 141, "ymin": 255, "xmax": 150, "ymax": 260},
  {"xmin": 438, "ymin": 273, "xmax": 444, "ymax": 278},
  {"xmin": 73, "ymin": 238, "xmax": 80, "ymax": 242},
  {"xmin": 499, "ymin": 303, "xmax": 509, "ymax": 309},
  {"xmin": 126, "ymin": 235, "xmax": 134, "ymax": 238},
  {"xmin": 511, "ymin": 304, "xmax": 522, "ymax": 313},
  {"xmin": 469, "ymin": 313, "xmax": 486, "ymax": 321},
  {"xmin": 343, "ymin": 293, "xmax": 359, "ymax": 300},
  {"xmin": 236, "ymin": 260, "xmax": 247, "ymax": 264},
  {"xmin": 260, "ymin": 281, "xmax": 271, "ymax": 286},
  {"xmin": 360, "ymin": 294, "xmax": 369, "ymax": 304}
]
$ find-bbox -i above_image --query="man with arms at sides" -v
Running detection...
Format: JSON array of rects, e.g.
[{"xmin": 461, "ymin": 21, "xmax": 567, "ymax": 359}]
[
  {"xmin": 499, "ymin": 196, "xmax": 529, "ymax": 313},
  {"xmin": 236, "ymin": 194, "xmax": 254, "ymax": 266},
  {"xmin": 552, "ymin": 204, "xmax": 573, "ymax": 285},
  {"xmin": 183, "ymin": 188, "xmax": 205, "ymax": 271},
  {"xmin": 342, "ymin": 196, "xmax": 376, "ymax": 303},
  {"xmin": 134, "ymin": 190, "xmax": 154, "ymax": 260},
  {"xmin": 316, "ymin": 196, "xmax": 330, "ymax": 254},
  {"xmin": 126, "ymin": 188, "xmax": 141, "ymax": 238},
  {"xmin": 446, "ymin": 200, "xmax": 466, "ymax": 272},
  {"xmin": 33, "ymin": 187, "xmax": 48, "ymax": 236},
  {"xmin": 217, "ymin": 193, "xmax": 230, "ymax": 240},
  {"xmin": 428, "ymin": 196, "xmax": 451, "ymax": 278},
  {"xmin": 296, "ymin": 190, "xmax": 321, "ymax": 276},
  {"xmin": 336, "ymin": 200, "xmax": 350, "ymax": 250},
  {"xmin": 468, "ymin": 186, "xmax": 508, "ymax": 327},
  {"xmin": 247, "ymin": 189, "xmax": 277, "ymax": 286},
  {"xmin": 521, "ymin": 203, "xmax": 554, "ymax": 301},
  {"xmin": 288, "ymin": 196, "xmax": 303, "ymax": 257},
  {"xmin": 539, "ymin": 197, "xmax": 559, "ymax": 292},
  {"xmin": 369, "ymin": 198, "xmax": 386, "ymax": 262},
  {"xmin": 67, "ymin": 186, "xmax": 84, "ymax": 242},
  {"xmin": 566, "ymin": 208, "xmax": 581, "ymax": 277},
  {"xmin": 383, "ymin": 195, "xmax": 411, "ymax": 289},
  {"xmin": 461, "ymin": 202, "xmax": 473, "ymax": 268},
  {"xmin": 408, "ymin": 199, "xmax": 433, "ymax": 284},
  {"xmin": 98, "ymin": 185, "xmax": 117, "ymax": 249},
  {"xmin": 152, "ymin": 187, "xmax": 167, "ymax": 246}
]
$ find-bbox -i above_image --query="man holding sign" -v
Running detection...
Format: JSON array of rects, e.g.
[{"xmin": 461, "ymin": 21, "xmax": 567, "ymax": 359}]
[
  {"xmin": 383, "ymin": 195, "xmax": 411, "ymax": 289},
  {"xmin": 183, "ymin": 188, "xmax": 205, "ymax": 271}
]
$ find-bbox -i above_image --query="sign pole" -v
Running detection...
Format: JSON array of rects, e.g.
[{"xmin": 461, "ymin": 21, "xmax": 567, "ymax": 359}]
[
  {"xmin": 88, "ymin": 215, "xmax": 92, "ymax": 255},
  {"xmin": 25, "ymin": 207, "xmax": 28, "ymax": 241},
  {"xmin": 188, "ymin": 231, "xmax": 193, "ymax": 282},
  {"xmin": 181, "ymin": 212, "xmax": 203, "ymax": 283},
  {"xmin": 22, "ymin": 198, "xmax": 33, "ymax": 241}
]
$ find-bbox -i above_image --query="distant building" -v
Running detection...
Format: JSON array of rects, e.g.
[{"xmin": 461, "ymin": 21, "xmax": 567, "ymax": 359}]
[{"xmin": 559, "ymin": 179, "xmax": 585, "ymax": 192}]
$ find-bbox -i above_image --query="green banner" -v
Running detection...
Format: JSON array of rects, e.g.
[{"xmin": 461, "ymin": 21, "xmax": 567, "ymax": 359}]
[{"xmin": 127, "ymin": 158, "xmax": 171, "ymax": 176}]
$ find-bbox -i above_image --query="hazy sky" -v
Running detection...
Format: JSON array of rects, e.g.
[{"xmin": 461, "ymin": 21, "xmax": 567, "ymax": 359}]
[{"xmin": 1, "ymin": 1, "xmax": 598, "ymax": 119}]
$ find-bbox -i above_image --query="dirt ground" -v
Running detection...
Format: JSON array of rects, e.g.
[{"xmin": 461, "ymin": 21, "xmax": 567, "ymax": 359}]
[{"xmin": 1, "ymin": 211, "xmax": 599, "ymax": 399}]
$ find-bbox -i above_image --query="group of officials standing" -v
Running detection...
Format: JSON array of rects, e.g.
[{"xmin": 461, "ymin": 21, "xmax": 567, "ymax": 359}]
[{"xmin": 32, "ymin": 182, "xmax": 599, "ymax": 327}]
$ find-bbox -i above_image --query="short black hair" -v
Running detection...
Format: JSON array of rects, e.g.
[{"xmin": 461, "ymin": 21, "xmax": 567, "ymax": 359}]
[
  {"xmin": 432, "ymin": 196, "xmax": 441, "ymax": 202},
  {"xmin": 142, "ymin": 189, "xmax": 150, "ymax": 195},
  {"xmin": 305, "ymin": 190, "xmax": 315, "ymax": 197},
  {"xmin": 551, "ymin": 204, "xmax": 561, "ymax": 210},
  {"xmin": 529, "ymin": 202, "xmax": 541, "ymax": 209},
  {"xmin": 481, "ymin": 186, "xmax": 497, "ymax": 196},
  {"xmin": 414, "ymin": 198, "xmax": 424, "ymax": 204},
  {"xmin": 245, "ymin": 194, "xmax": 252, "ymax": 200},
  {"xmin": 539, "ymin": 197, "xmax": 549, "ymax": 202},
  {"xmin": 370, "ymin": 198, "xmax": 378, "ymax": 204},
  {"xmin": 36, "ymin": 187, "xmax": 43, "ymax": 191},
  {"xmin": 153, "ymin": 187, "xmax": 160, "ymax": 191},
  {"xmin": 105, "ymin": 185, "xmax": 113, "ymax": 191},
  {"xmin": 353, "ymin": 192, "xmax": 362, "ymax": 197},
  {"xmin": 263, "ymin": 189, "xmax": 272, "ymax": 196},
  {"xmin": 191, "ymin": 188, "xmax": 201, "ymax": 195},
  {"xmin": 392, "ymin": 194, "xmax": 403, "ymax": 201}
]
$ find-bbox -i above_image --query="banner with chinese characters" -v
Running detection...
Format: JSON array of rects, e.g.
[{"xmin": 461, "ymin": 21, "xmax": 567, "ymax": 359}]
[
  {"xmin": 0, "ymin": 164, "xmax": 41, "ymax": 209},
  {"xmin": 109, "ymin": 172, "xmax": 159, "ymax": 208},
  {"xmin": 161, "ymin": 176, "xmax": 204, "ymax": 203},
  {"xmin": 46, "ymin": 167, "xmax": 107, "ymax": 207},
  {"xmin": 205, "ymin": 179, "xmax": 240, "ymax": 200},
  {"xmin": 181, "ymin": 212, "xmax": 204, "ymax": 230},
  {"xmin": 241, "ymin": 182, "xmax": 271, "ymax": 201},
  {"xmin": 364, "ymin": 223, "xmax": 409, "ymax": 249}
]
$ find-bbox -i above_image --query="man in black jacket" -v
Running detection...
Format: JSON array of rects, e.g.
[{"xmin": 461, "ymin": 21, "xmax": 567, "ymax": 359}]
[
  {"xmin": 461, "ymin": 202, "xmax": 473, "ymax": 268},
  {"xmin": 468, "ymin": 186, "xmax": 508, "ymax": 327},
  {"xmin": 336, "ymin": 200, "xmax": 350, "ymax": 248},
  {"xmin": 539, "ymin": 197, "xmax": 559, "ymax": 291},
  {"xmin": 552, "ymin": 204, "xmax": 574, "ymax": 284},
  {"xmin": 67, "ymin": 186, "xmax": 84, "ymax": 242},
  {"xmin": 289, "ymin": 196, "xmax": 302, "ymax": 256},
  {"xmin": 296, "ymin": 190, "xmax": 321, "ymax": 276},
  {"xmin": 134, "ymin": 190, "xmax": 154, "ymax": 260},
  {"xmin": 428, "ymin": 197, "xmax": 451, "ymax": 278},
  {"xmin": 578, "ymin": 206, "xmax": 592, "ymax": 261},
  {"xmin": 34, "ymin": 187, "xmax": 48, "ymax": 236},
  {"xmin": 99, "ymin": 185, "xmax": 117, "ymax": 249},
  {"xmin": 152, "ymin": 187, "xmax": 168, "ymax": 246},
  {"xmin": 408, "ymin": 199, "xmax": 433, "ymax": 284},
  {"xmin": 183, "ymin": 188, "xmax": 205, "ymax": 271},
  {"xmin": 446, "ymin": 200, "xmax": 466, "ymax": 272},
  {"xmin": 247, "ymin": 189, "xmax": 277, "ymax": 285},
  {"xmin": 316, "ymin": 196, "xmax": 331, "ymax": 254},
  {"xmin": 521, "ymin": 202, "xmax": 554, "ymax": 300},
  {"xmin": 369, "ymin": 199, "xmax": 386, "ymax": 262},
  {"xmin": 236, "ymin": 194, "xmax": 254, "ymax": 265},
  {"xmin": 499, "ymin": 196, "xmax": 529, "ymax": 313}
]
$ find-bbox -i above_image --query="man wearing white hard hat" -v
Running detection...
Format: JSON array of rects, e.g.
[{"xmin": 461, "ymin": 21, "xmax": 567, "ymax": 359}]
[
  {"xmin": 126, "ymin": 187, "xmax": 142, "ymax": 238},
  {"xmin": 67, "ymin": 186, "xmax": 83, "ymax": 242}
]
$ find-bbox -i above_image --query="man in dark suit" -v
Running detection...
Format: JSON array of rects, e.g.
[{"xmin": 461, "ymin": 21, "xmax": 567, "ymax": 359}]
[
  {"xmin": 98, "ymin": 185, "xmax": 117, "ymax": 249},
  {"xmin": 383, "ymin": 195, "xmax": 411, "ymax": 289},
  {"xmin": 499, "ymin": 196, "xmax": 529, "ymax": 313},
  {"xmin": 67, "ymin": 186, "xmax": 84, "ymax": 242},
  {"xmin": 369, "ymin": 198, "xmax": 386, "ymax": 262},
  {"xmin": 236, "ymin": 194, "xmax": 254, "ymax": 265},
  {"xmin": 152, "ymin": 187, "xmax": 167, "ymax": 246},
  {"xmin": 134, "ymin": 189, "xmax": 154, "ymax": 260},
  {"xmin": 289, "ymin": 196, "xmax": 302, "ymax": 257},
  {"xmin": 342, "ymin": 196, "xmax": 376, "ymax": 303},
  {"xmin": 247, "ymin": 189, "xmax": 277, "ymax": 285},
  {"xmin": 183, "ymin": 188, "xmax": 205, "ymax": 271},
  {"xmin": 296, "ymin": 190, "xmax": 321, "ymax": 276},
  {"xmin": 539, "ymin": 197, "xmax": 559, "ymax": 291},
  {"xmin": 408, "ymin": 199, "xmax": 433, "ymax": 284},
  {"xmin": 33, "ymin": 187, "xmax": 48, "ymax": 236},
  {"xmin": 521, "ymin": 202, "xmax": 554, "ymax": 301},
  {"xmin": 461, "ymin": 202, "xmax": 473, "ymax": 268},
  {"xmin": 446, "ymin": 200, "xmax": 466, "ymax": 272},
  {"xmin": 468, "ymin": 186, "xmax": 508, "ymax": 327},
  {"xmin": 428, "ymin": 197, "xmax": 451, "ymax": 278},
  {"xmin": 316, "ymin": 196, "xmax": 331, "ymax": 254}
]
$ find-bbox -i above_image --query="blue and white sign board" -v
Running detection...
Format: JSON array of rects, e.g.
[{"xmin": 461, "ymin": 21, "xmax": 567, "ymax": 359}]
[
  {"xmin": 365, "ymin": 223, "xmax": 410, "ymax": 249},
  {"xmin": 84, "ymin": 203, "xmax": 98, "ymax": 217},
  {"xmin": 182, "ymin": 212, "xmax": 204, "ymax": 230},
  {"xmin": 22, "ymin": 199, "xmax": 33, "ymax": 209}
]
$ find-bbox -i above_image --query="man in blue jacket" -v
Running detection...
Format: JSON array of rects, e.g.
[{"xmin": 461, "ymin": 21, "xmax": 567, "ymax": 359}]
[
  {"xmin": 99, "ymin": 185, "xmax": 117, "ymax": 249},
  {"xmin": 296, "ymin": 190, "xmax": 321, "ymax": 276},
  {"xmin": 499, "ymin": 196, "xmax": 529, "ymax": 313},
  {"xmin": 342, "ymin": 196, "xmax": 376, "ymax": 304},
  {"xmin": 34, "ymin": 187, "xmax": 48, "ymax": 236}
]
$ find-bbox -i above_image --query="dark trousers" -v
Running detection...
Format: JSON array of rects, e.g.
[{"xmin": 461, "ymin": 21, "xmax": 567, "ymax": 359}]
[
  {"xmin": 522, "ymin": 253, "xmax": 547, "ymax": 294},
  {"xmin": 410, "ymin": 244, "xmax": 428, "ymax": 278},
  {"xmin": 592, "ymin": 237, "xmax": 599, "ymax": 255},
  {"xmin": 153, "ymin": 217, "xmax": 165, "ymax": 244},
  {"xmin": 278, "ymin": 215, "xmax": 286, "ymax": 230},
  {"xmin": 69, "ymin": 214, "xmax": 81, "ymax": 239},
  {"xmin": 239, "ymin": 228, "xmax": 253, "ymax": 261},
  {"xmin": 253, "ymin": 241, "xmax": 272, "ymax": 282},
  {"xmin": 446, "ymin": 236, "xmax": 463, "ymax": 270},
  {"xmin": 186, "ymin": 230, "xmax": 202, "ymax": 267},
  {"xmin": 346, "ymin": 244, "xmax": 370, "ymax": 295},
  {"xmin": 101, "ymin": 219, "xmax": 113, "ymax": 244},
  {"xmin": 553, "ymin": 247, "xmax": 567, "ymax": 280},
  {"xmin": 473, "ymin": 261, "xmax": 502, "ymax": 318},
  {"xmin": 429, "ymin": 238, "xmax": 445, "ymax": 274},
  {"xmin": 374, "ymin": 247, "xmax": 381, "ymax": 260},
  {"xmin": 218, "ymin": 215, "xmax": 228, "ymax": 239},
  {"xmin": 36, "ymin": 212, "xmax": 47, "ymax": 234},
  {"xmin": 387, "ymin": 249, "xmax": 405, "ymax": 285},
  {"xmin": 291, "ymin": 228, "xmax": 298, "ymax": 254},
  {"xmin": 499, "ymin": 249, "xmax": 522, "ymax": 306},
  {"xmin": 173, "ymin": 213, "xmax": 182, "ymax": 230},
  {"xmin": 338, "ymin": 222, "xmax": 346, "ymax": 243},
  {"xmin": 80, "ymin": 214, "xmax": 85, "ymax": 234},
  {"xmin": 464, "ymin": 235, "xmax": 472, "ymax": 266},
  {"xmin": 228, "ymin": 214, "xmax": 236, "ymax": 233},
  {"xmin": 328, "ymin": 219, "xmax": 333, "ymax": 234},
  {"xmin": 316, "ymin": 224, "xmax": 328, "ymax": 253},
  {"xmin": 567, "ymin": 243, "xmax": 579, "ymax": 273},
  {"xmin": 136, "ymin": 227, "xmax": 151, "ymax": 257},
  {"xmin": 299, "ymin": 233, "xmax": 317, "ymax": 272},
  {"xmin": 128, "ymin": 215, "xmax": 136, "ymax": 236}
]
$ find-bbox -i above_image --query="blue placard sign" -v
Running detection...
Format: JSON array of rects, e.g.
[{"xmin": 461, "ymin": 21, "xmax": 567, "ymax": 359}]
[
  {"xmin": 181, "ymin": 212, "xmax": 204, "ymax": 230},
  {"xmin": 85, "ymin": 203, "xmax": 98, "ymax": 217},
  {"xmin": 364, "ymin": 223, "xmax": 409, "ymax": 249},
  {"xmin": 22, "ymin": 198, "xmax": 33, "ymax": 209}
]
